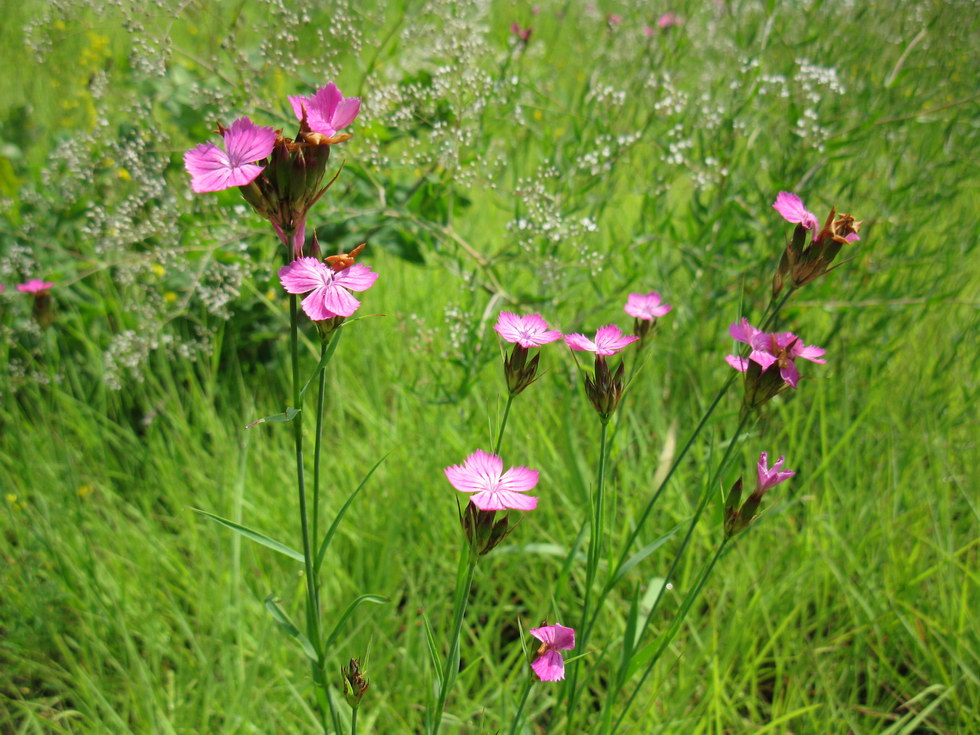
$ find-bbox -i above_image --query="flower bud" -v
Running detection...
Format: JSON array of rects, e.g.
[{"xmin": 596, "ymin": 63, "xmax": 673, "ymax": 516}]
[
  {"xmin": 341, "ymin": 658, "xmax": 368, "ymax": 709},
  {"xmin": 503, "ymin": 344, "xmax": 542, "ymax": 395},
  {"xmin": 461, "ymin": 502, "xmax": 515, "ymax": 556},
  {"xmin": 584, "ymin": 355, "xmax": 626, "ymax": 421}
]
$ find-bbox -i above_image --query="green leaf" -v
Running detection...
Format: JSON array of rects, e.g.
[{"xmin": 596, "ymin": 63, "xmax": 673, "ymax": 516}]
[
  {"xmin": 244, "ymin": 406, "xmax": 300, "ymax": 430},
  {"xmin": 323, "ymin": 594, "xmax": 387, "ymax": 651},
  {"xmin": 191, "ymin": 508, "xmax": 304, "ymax": 563},
  {"xmin": 608, "ymin": 523, "xmax": 681, "ymax": 590},
  {"xmin": 264, "ymin": 594, "xmax": 319, "ymax": 662},
  {"xmin": 420, "ymin": 610, "xmax": 443, "ymax": 690},
  {"xmin": 299, "ymin": 328, "xmax": 344, "ymax": 400},
  {"xmin": 315, "ymin": 454, "xmax": 388, "ymax": 573}
]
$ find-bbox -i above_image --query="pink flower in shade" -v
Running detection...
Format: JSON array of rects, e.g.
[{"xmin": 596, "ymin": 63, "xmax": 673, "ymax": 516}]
[
  {"xmin": 772, "ymin": 192, "xmax": 819, "ymax": 232},
  {"xmin": 725, "ymin": 318, "xmax": 826, "ymax": 388},
  {"xmin": 17, "ymin": 279, "xmax": 54, "ymax": 293},
  {"xmin": 529, "ymin": 624, "xmax": 575, "ymax": 681},
  {"xmin": 494, "ymin": 312, "xmax": 562, "ymax": 348},
  {"xmin": 624, "ymin": 291, "xmax": 672, "ymax": 321},
  {"xmin": 444, "ymin": 450, "xmax": 539, "ymax": 512},
  {"xmin": 0, "ymin": 285, "xmax": 6, "ymax": 293},
  {"xmin": 510, "ymin": 22, "xmax": 533, "ymax": 42},
  {"xmin": 642, "ymin": 25, "xmax": 655, "ymax": 37},
  {"xmin": 288, "ymin": 83, "xmax": 361, "ymax": 139},
  {"xmin": 657, "ymin": 12, "xmax": 682, "ymax": 28},
  {"xmin": 756, "ymin": 452, "xmax": 795, "ymax": 496},
  {"xmin": 184, "ymin": 117, "xmax": 277, "ymax": 194},
  {"xmin": 278, "ymin": 257, "xmax": 378, "ymax": 321},
  {"xmin": 565, "ymin": 325, "xmax": 639, "ymax": 356}
]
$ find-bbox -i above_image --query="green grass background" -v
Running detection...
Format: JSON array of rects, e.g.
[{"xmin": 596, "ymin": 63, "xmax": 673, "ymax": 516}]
[{"xmin": 1, "ymin": 0, "xmax": 978, "ymax": 733}]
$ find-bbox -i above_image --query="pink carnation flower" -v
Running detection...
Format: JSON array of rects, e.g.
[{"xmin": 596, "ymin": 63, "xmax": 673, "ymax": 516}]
[
  {"xmin": 529, "ymin": 623, "xmax": 575, "ymax": 681},
  {"xmin": 444, "ymin": 450, "xmax": 539, "ymax": 512},
  {"xmin": 494, "ymin": 312, "xmax": 562, "ymax": 348},
  {"xmin": 657, "ymin": 12, "xmax": 682, "ymax": 28},
  {"xmin": 565, "ymin": 325, "xmax": 639, "ymax": 356},
  {"xmin": 17, "ymin": 279, "xmax": 54, "ymax": 293},
  {"xmin": 725, "ymin": 318, "xmax": 825, "ymax": 388},
  {"xmin": 288, "ymin": 83, "xmax": 361, "ymax": 138},
  {"xmin": 756, "ymin": 452, "xmax": 795, "ymax": 495},
  {"xmin": 773, "ymin": 191, "xmax": 819, "ymax": 232},
  {"xmin": 184, "ymin": 117, "xmax": 277, "ymax": 193},
  {"xmin": 624, "ymin": 291, "xmax": 672, "ymax": 320},
  {"xmin": 278, "ymin": 257, "xmax": 378, "ymax": 321}
]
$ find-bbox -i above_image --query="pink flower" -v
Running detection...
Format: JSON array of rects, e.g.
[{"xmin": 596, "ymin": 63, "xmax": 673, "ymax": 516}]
[
  {"xmin": 657, "ymin": 12, "xmax": 682, "ymax": 28},
  {"xmin": 529, "ymin": 624, "xmax": 575, "ymax": 681},
  {"xmin": 444, "ymin": 450, "xmax": 539, "ymax": 512},
  {"xmin": 606, "ymin": 14, "xmax": 623, "ymax": 26},
  {"xmin": 494, "ymin": 312, "xmax": 562, "ymax": 348},
  {"xmin": 288, "ymin": 83, "xmax": 361, "ymax": 139},
  {"xmin": 278, "ymin": 257, "xmax": 378, "ymax": 321},
  {"xmin": 624, "ymin": 291, "xmax": 672, "ymax": 320},
  {"xmin": 773, "ymin": 192, "xmax": 819, "ymax": 232},
  {"xmin": 642, "ymin": 25, "xmax": 655, "ymax": 37},
  {"xmin": 565, "ymin": 325, "xmax": 639, "ymax": 356},
  {"xmin": 184, "ymin": 117, "xmax": 277, "ymax": 193},
  {"xmin": 756, "ymin": 452, "xmax": 795, "ymax": 495},
  {"xmin": 17, "ymin": 279, "xmax": 54, "ymax": 293},
  {"xmin": 725, "ymin": 318, "xmax": 825, "ymax": 388},
  {"xmin": 510, "ymin": 22, "xmax": 533, "ymax": 42}
]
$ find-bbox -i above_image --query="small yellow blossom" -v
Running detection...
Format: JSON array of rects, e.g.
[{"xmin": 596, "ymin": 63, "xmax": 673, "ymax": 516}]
[
  {"xmin": 151, "ymin": 264, "xmax": 166, "ymax": 277},
  {"xmin": 164, "ymin": 291, "xmax": 178, "ymax": 303},
  {"xmin": 77, "ymin": 485, "xmax": 94, "ymax": 498},
  {"xmin": 117, "ymin": 168, "xmax": 131, "ymax": 181},
  {"xmin": 5, "ymin": 494, "xmax": 16, "ymax": 504},
  {"xmin": 532, "ymin": 110, "xmax": 544, "ymax": 121}
]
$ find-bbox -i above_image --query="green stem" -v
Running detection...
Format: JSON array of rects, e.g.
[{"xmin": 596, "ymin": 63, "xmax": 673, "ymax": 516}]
[
  {"xmin": 565, "ymin": 418, "xmax": 609, "ymax": 732},
  {"xmin": 351, "ymin": 707, "xmax": 358, "ymax": 735},
  {"xmin": 431, "ymin": 551, "xmax": 478, "ymax": 735},
  {"xmin": 312, "ymin": 338, "xmax": 328, "ymax": 607},
  {"xmin": 508, "ymin": 672, "xmax": 534, "ymax": 735},
  {"xmin": 494, "ymin": 393, "xmax": 515, "ymax": 455}
]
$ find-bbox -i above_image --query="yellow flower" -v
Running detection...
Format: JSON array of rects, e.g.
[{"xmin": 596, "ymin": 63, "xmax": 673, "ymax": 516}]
[
  {"xmin": 5, "ymin": 494, "xmax": 16, "ymax": 504},
  {"xmin": 532, "ymin": 110, "xmax": 544, "ymax": 121},
  {"xmin": 117, "ymin": 168, "xmax": 131, "ymax": 181},
  {"xmin": 77, "ymin": 485, "xmax": 94, "ymax": 498},
  {"xmin": 164, "ymin": 291, "xmax": 178, "ymax": 303},
  {"xmin": 151, "ymin": 264, "xmax": 165, "ymax": 277}
]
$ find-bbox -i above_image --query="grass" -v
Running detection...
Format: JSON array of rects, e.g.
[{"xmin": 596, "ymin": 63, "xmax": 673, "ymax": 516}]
[{"xmin": 1, "ymin": 0, "xmax": 978, "ymax": 732}]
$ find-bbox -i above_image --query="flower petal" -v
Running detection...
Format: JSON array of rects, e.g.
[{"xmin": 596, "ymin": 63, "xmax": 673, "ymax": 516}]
[
  {"xmin": 531, "ymin": 650, "xmax": 566, "ymax": 681},
  {"xmin": 773, "ymin": 191, "xmax": 817, "ymax": 230},
  {"xmin": 334, "ymin": 263, "xmax": 379, "ymax": 292},
  {"xmin": 279, "ymin": 257, "xmax": 330, "ymax": 294},
  {"xmin": 184, "ymin": 142, "xmax": 238, "ymax": 193},
  {"xmin": 322, "ymin": 284, "xmax": 361, "ymax": 317},
  {"xmin": 593, "ymin": 324, "xmax": 639, "ymax": 355},
  {"xmin": 494, "ymin": 311, "xmax": 524, "ymax": 343},
  {"xmin": 469, "ymin": 491, "xmax": 507, "ymax": 511},
  {"xmin": 779, "ymin": 360, "xmax": 800, "ymax": 388},
  {"xmin": 464, "ymin": 450, "xmax": 503, "ymax": 482},
  {"xmin": 729, "ymin": 318, "xmax": 759, "ymax": 345},
  {"xmin": 331, "ymin": 96, "xmax": 361, "ymax": 130},
  {"xmin": 445, "ymin": 464, "xmax": 489, "ymax": 494},
  {"xmin": 498, "ymin": 466, "xmax": 539, "ymax": 493},
  {"xmin": 300, "ymin": 287, "xmax": 337, "ymax": 321},
  {"xmin": 564, "ymin": 333, "xmax": 597, "ymax": 352},
  {"xmin": 725, "ymin": 354, "xmax": 749, "ymax": 372},
  {"xmin": 494, "ymin": 490, "xmax": 538, "ymax": 511},
  {"xmin": 223, "ymin": 117, "xmax": 276, "ymax": 166}
]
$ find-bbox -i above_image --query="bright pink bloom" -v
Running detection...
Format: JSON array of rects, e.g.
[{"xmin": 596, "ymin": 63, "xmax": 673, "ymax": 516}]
[
  {"xmin": 657, "ymin": 12, "xmax": 682, "ymax": 28},
  {"xmin": 510, "ymin": 22, "xmax": 533, "ymax": 42},
  {"xmin": 494, "ymin": 312, "xmax": 562, "ymax": 348},
  {"xmin": 17, "ymin": 279, "xmax": 54, "ymax": 293},
  {"xmin": 184, "ymin": 117, "xmax": 277, "ymax": 193},
  {"xmin": 756, "ymin": 452, "xmax": 795, "ymax": 495},
  {"xmin": 773, "ymin": 192, "xmax": 819, "ymax": 232},
  {"xmin": 288, "ymin": 83, "xmax": 361, "ymax": 138},
  {"xmin": 565, "ymin": 325, "xmax": 639, "ymax": 356},
  {"xmin": 444, "ymin": 450, "xmax": 539, "ymax": 512},
  {"xmin": 844, "ymin": 232, "xmax": 861, "ymax": 243},
  {"xmin": 278, "ymin": 257, "xmax": 378, "ymax": 321},
  {"xmin": 529, "ymin": 624, "xmax": 575, "ymax": 681},
  {"xmin": 0, "ymin": 284, "xmax": 5, "ymax": 293},
  {"xmin": 726, "ymin": 318, "xmax": 826, "ymax": 388},
  {"xmin": 624, "ymin": 291, "xmax": 672, "ymax": 320}
]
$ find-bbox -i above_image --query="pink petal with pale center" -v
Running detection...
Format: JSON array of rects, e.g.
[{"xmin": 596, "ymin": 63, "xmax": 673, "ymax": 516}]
[
  {"xmin": 564, "ymin": 333, "xmax": 597, "ymax": 352},
  {"xmin": 334, "ymin": 263, "xmax": 379, "ymax": 292},
  {"xmin": 592, "ymin": 324, "xmax": 639, "ymax": 355},
  {"xmin": 726, "ymin": 355, "xmax": 749, "ymax": 372},
  {"xmin": 624, "ymin": 292, "xmax": 672, "ymax": 320},
  {"xmin": 530, "ymin": 624, "xmax": 576, "ymax": 650},
  {"xmin": 495, "ymin": 312, "xmax": 561, "ymax": 347},
  {"xmin": 184, "ymin": 117, "xmax": 275, "ymax": 193},
  {"xmin": 772, "ymin": 191, "xmax": 818, "ymax": 231}
]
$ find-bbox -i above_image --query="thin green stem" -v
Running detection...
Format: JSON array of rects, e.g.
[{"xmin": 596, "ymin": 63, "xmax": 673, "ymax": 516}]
[
  {"xmin": 495, "ymin": 393, "xmax": 515, "ymax": 455},
  {"xmin": 351, "ymin": 707, "xmax": 358, "ymax": 735},
  {"xmin": 431, "ymin": 551, "xmax": 478, "ymax": 735},
  {"xmin": 508, "ymin": 672, "xmax": 534, "ymax": 735},
  {"xmin": 565, "ymin": 418, "xmax": 610, "ymax": 733},
  {"xmin": 312, "ymin": 338, "xmax": 329, "ymax": 609}
]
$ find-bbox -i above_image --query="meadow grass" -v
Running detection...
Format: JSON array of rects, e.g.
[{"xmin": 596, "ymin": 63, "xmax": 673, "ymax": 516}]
[{"xmin": 1, "ymin": 0, "xmax": 978, "ymax": 733}]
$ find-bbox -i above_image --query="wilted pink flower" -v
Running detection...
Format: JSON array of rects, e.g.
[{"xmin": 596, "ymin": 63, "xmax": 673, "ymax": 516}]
[
  {"xmin": 565, "ymin": 325, "xmax": 639, "ymax": 356},
  {"xmin": 756, "ymin": 452, "xmax": 795, "ymax": 495},
  {"xmin": 725, "ymin": 318, "xmax": 825, "ymax": 388},
  {"xmin": 657, "ymin": 12, "xmax": 682, "ymax": 28},
  {"xmin": 624, "ymin": 292, "xmax": 672, "ymax": 320},
  {"xmin": 184, "ymin": 117, "xmax": 277, "ymax": 193},
  {"xmin": 17, "ymin": 279, "xmax": 54, "ymax": 293},
  {"xmin": 529, "ymin": 624, "xmax": 575, "ymax": 681},
  {"xmin": 279, "ymin": 257, "xmax": 378, "ymax": 321},
  {"xmin": 289, "ymin": 83, "xmax": 361, "ymax": 139},
  {"xmin": 444, "ymin": 450, "xmax": 539, "ymax": 512},
  {"xmin": 495, "ymin": 312, "xmax": 562, "ymax": 348},
  {"xmin": 773, "ymin": 192, "xmax": 819, "ymax": 232}
]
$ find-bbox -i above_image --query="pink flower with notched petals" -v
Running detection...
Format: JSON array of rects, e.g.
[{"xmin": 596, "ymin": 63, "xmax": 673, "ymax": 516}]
[
  {"xmin": 495, "ymin": 312, "xmax": 562, "ymax": 348},
  {"xmin": 756, "ymin": 452, "xmax": 795, "ymax": 495},
  {"xmin": 288, "ymin": 83, "xmax": 361, "ymax": 139},
  {"xmin": 773, "ymin": 192, "xmax": 819, "ymax": 232},
  {"xmin": 624, "ymin": 291, "xmax": 672, "ymax": 320},
  {"xmin": 565, "ymin": 325, "xmax": 639, "ymax": 356},
  {"xmin": 725, "ymin": 318, "xmax": 825, "ymax": 388},
  {"xmin": 278, "ymin": 257, "xmax": 378, "ymax": 321},
  {"xmin": 444, "ymin": 450, "xmax": 539, "ymax": 512},
  {"xmin": 184, "ymin": 117, "xmax": 277, "ymax": 193},
  {"xmin": 17, "ymin": 279, "xmax": 54, "ymax": 293},
  {"xmin": 529, "ymin": 624, "xmax": 575, "ymax": 681},
  {"xmin": 657, "ymin": 12, "xmax": 682, "ymax": 28}
]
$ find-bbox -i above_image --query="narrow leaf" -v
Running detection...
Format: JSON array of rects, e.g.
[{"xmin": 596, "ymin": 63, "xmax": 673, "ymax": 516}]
[
  {"xmin": 315, "ymin": 454, "xmax": 389, "ymax": 573},
  {"xmin": 192, "ymin": 508, "xmax": 303, "ymax": 563},
  {"xmin": 245, "ymin": 406, "xmax": 300, "ymax": 429},
  {"xmin": 420, "ymin": 610, "xmax": 443, "ymax": 689},
  {"xmin": 323, "ymin": 594, "xmax": 387, "ymax": 651},
  {"xmin": 264, "ymin": 594, "xmax": 319, "ymax": 662},
  {"xmin": 608, "ymin": 523, "xmax": 681, "ymax": 590},
  {"xmin": 300, "ymin": 328, "xmax": 344, "ymax": 400}
]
